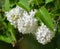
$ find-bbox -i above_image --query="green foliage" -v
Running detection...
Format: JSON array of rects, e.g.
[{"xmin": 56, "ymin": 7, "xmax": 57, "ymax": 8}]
[
  {"xmin": 0, "ymin": 20, "xmax": 16, "ymax": 44},
  {"xmin": 0, "ymin": 10, "xmax": 16, "ymax": 44},
  {"xmin": 35, "ymin": 6, "xmax": 54, "ymax": 31},
  {"xmin": 29, "ymin": 0, "xmax": 44, "ymax": 9},
  {"xmin": 0, "ymin": 35, "xmax": 12, "ymax": 43},
  {"xmin": 17, "ymin": 0, "xmax": 30, "ymax": 11},
  {"xmin": 4, "ymin": 0, "xmax": 10, "ymax": 11}
]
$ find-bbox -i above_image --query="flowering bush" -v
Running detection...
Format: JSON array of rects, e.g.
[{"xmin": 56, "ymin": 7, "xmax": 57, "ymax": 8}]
[{"xmin": 0, "ymin": 0, "xmax": 60, "ymax": 49}]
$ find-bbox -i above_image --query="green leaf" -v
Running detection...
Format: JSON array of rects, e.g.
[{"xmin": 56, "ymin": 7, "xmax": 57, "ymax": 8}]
[
  {"xmin": 0, "ymin": 22, "xmax": 16, "ymax": 44},
  {"xmin": 35, "ymin": 6, "xmax": 54, "ymax": 31},
  {"xmin": 8, "ymin": 23, "xmax": 16, "ymax": 42},
  {"xmin": 0, "ymin": 35, "xmax": 12, "ymax": 43},
  {"xmin": 17, "ymin": 0, "xmax": 30, "ymax": 11},
  {"xmin": 4, "ymin": 0, "xmax": 10, "ymax": 11},
  {"xmin": 9, "ymin": 0, "xmax": 18, "ymax": 8},
  {"xmin": 45, "ymin": 0, "xmax": 53, "ymax": 4}
]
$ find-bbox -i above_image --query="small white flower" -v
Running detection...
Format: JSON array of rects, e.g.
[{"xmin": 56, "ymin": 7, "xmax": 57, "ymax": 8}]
[
  {"xmin": 35, "ymin": 23, "xmax": 55, "ymax": 45},
  {"xmin": 29, "ymin": 9, "xmax": 36, "ymax": 17},
  {"xmin": 6, "ymin": 6, "xmax": 24, "ymax": 28},
  {"xmin": 17, "ymin": 11, "xmax": 38, "ymax": 34}
]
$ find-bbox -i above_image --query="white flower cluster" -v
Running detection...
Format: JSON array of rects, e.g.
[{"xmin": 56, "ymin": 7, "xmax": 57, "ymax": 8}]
[
  {"xmin": 18, "ymin": 12, "xmax": 38, "ymax": 34},
  {"xmin": 6, "ymin": 6, "xmax": 24, "ymax": 28},
  {"xmin": 35, "ymin": 23, "xmax": 55, "ymax": 45},
  {"xmin": 6, "ymin": 6, "xmax": 38, "ymax": 34},
  {"xmin": 6, "ymin": 6, "xmax": 55, "ymax": 45}
]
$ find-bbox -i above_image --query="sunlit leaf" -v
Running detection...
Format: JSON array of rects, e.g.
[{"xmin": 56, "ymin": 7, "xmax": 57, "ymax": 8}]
[
  {"xmin": 17, "ymin": 0, "xmax": 30, "ymax": 11},
  {"xmin": 8, "ymin": 23, "xmax": 16, "ymax": 42},
  {"xmin": 35, "ymin": 6, "xmax": 54, "ymax": 31},
  {"xmin": 4, "ymin": 0, "xmax": 10, "ymax": 11},
  {"xmin": 0, "ymin": 35, "xmax": 12, "ymax": 43}
]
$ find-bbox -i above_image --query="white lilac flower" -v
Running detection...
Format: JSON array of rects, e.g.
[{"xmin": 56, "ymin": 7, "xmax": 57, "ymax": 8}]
[
  {"xmin": 35, "ymin": 23, "xmax": 55, "ymax": 45},
  {"xmin": 6, "ymin": 6, "xmax": 24, "ymax": 28},
  {"xmin": 17, "ymin": 11, "xmax": 38, "ymax": 34},
  {"xmin": 29, "ymin": 9, "xmax": 36, "ymax": 17}
]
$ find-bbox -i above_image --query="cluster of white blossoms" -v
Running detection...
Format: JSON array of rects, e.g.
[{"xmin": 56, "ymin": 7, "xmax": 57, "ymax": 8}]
[
  {"xmin": 6, "ymin": 6, "xmax": 24, "ymax": 28},
  {"xmin": 35, "ymin": 23, "xmax": 55, "ymax": 45},
  {"xmin": 17, "ymin": 11, "xmax": 38, "ymax": 34},
  {"xmin": 6, "ymin": 6, "xmax": 38, "ymax": 34},
  {"xmin": 6, "ymin": 6, "xmax": 55, "ymax": 45}
]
